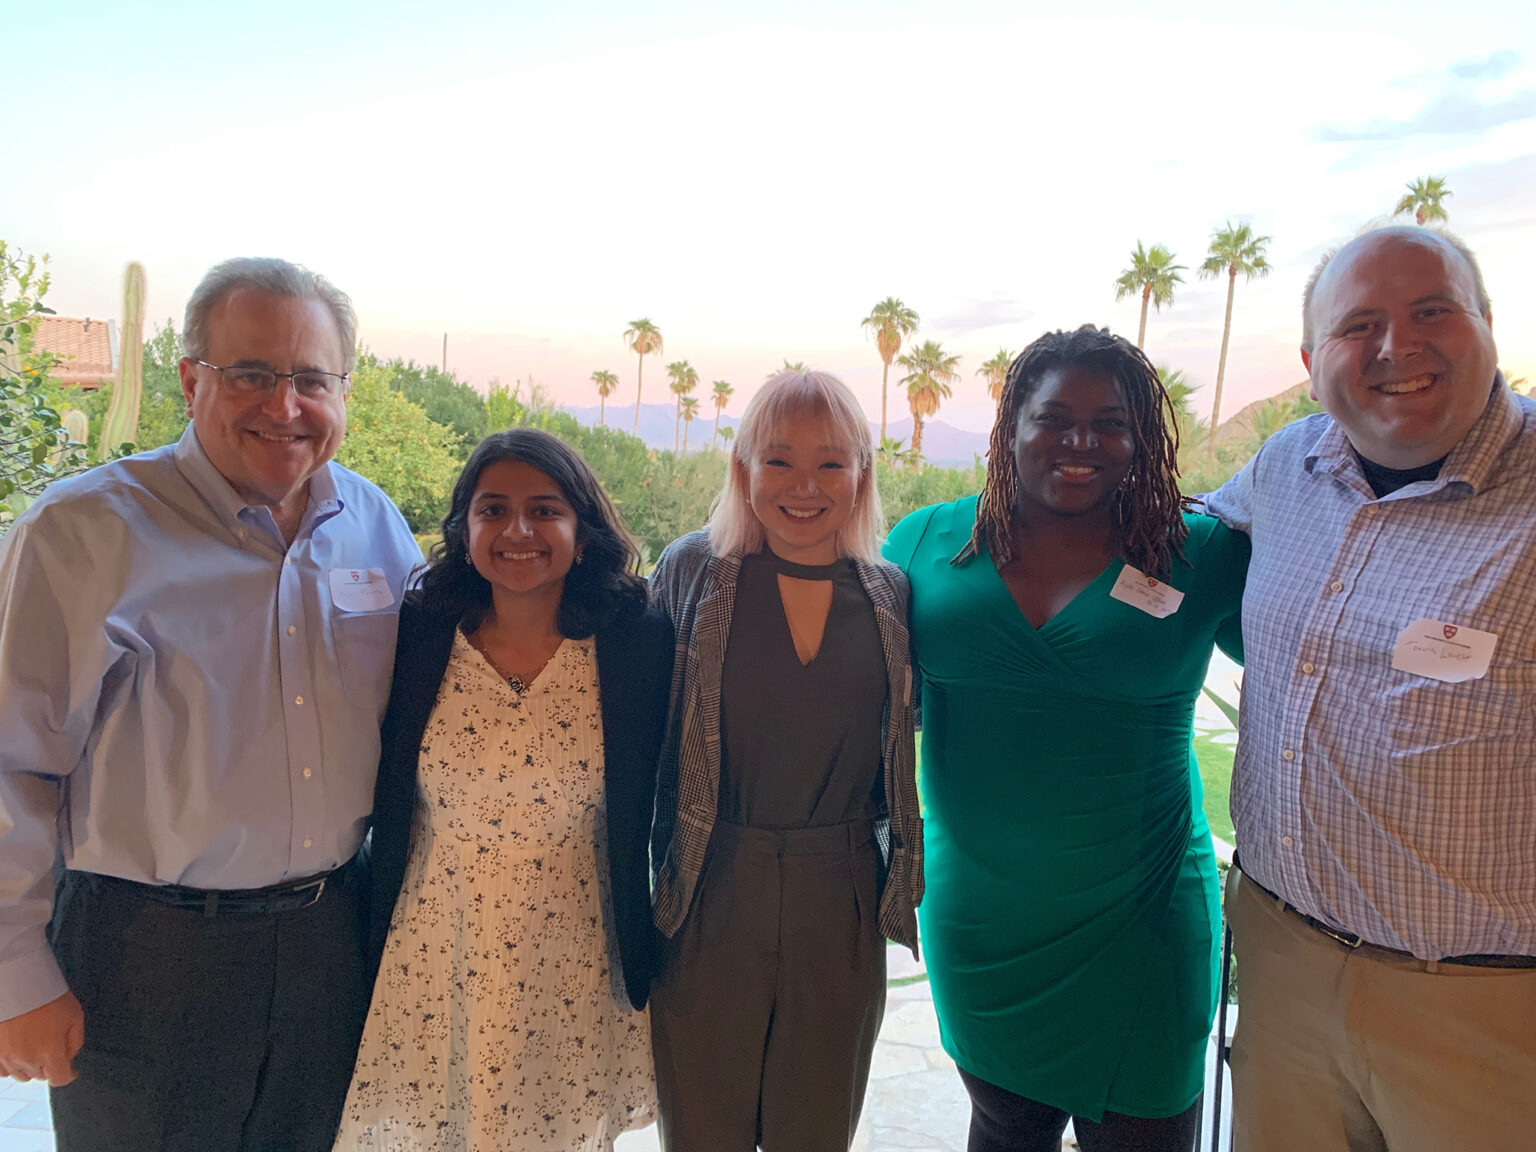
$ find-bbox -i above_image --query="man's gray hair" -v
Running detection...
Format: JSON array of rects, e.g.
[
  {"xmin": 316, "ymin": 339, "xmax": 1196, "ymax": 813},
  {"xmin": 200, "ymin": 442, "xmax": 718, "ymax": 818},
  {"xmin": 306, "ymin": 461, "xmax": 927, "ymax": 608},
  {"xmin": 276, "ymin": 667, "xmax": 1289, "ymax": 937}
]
[
  {"xmin": 184, "ymin": 257, "xmax": 358, "ymax": 371},
  {"xmin": 1301, "ymin": 222, "xmax": 1492, "ymax": 350}
]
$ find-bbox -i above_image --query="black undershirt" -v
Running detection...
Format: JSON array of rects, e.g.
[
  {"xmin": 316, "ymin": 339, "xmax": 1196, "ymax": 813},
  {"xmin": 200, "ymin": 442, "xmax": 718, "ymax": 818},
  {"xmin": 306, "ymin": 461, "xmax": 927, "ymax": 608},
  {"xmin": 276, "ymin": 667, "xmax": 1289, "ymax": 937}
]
[{"xmin": 1356, "ymin": 452, "xmax": 1447, "ymax": 498}]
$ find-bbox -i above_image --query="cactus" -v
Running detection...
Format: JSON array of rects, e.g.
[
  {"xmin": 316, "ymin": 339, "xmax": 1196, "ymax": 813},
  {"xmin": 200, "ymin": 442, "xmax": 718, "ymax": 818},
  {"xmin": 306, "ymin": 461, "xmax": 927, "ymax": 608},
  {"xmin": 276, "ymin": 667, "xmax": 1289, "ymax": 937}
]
[{"xmin": 99, "ymin": 261, "xmax": 145, "ymax": 460}]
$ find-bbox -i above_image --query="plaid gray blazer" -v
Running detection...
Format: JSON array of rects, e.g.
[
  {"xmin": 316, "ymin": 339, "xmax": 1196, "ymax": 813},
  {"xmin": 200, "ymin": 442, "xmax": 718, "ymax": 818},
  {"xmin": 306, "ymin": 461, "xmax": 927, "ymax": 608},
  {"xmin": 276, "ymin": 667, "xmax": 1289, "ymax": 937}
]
[{"xmin": 649, "ymin": 530, "xmax": 924, "ymax": 955}]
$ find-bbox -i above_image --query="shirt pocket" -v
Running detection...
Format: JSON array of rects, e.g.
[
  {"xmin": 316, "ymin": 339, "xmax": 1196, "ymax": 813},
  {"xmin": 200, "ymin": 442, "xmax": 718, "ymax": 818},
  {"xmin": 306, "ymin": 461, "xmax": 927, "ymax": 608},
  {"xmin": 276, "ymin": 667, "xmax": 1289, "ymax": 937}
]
[{"xmin": 332, "ymin": 611, "xmax": 400, "ymax": 714}]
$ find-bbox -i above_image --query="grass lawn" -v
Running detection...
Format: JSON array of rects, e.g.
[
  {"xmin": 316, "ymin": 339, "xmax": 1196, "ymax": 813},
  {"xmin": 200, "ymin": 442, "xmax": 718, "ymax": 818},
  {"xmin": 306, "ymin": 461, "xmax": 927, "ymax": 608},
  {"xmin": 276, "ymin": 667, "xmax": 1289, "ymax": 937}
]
[{"xmin": 1194, "ymin": 731, "xmax": 1236, "ymax": 845}]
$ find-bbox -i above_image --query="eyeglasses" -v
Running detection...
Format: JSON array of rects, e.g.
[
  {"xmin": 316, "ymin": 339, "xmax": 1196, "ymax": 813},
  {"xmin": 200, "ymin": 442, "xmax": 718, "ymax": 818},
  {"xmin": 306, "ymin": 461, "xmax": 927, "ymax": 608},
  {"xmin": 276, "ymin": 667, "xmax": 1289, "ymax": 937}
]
[{"xmin": 194, "ymin": 359, "xmax": 350, "ymax": 399}]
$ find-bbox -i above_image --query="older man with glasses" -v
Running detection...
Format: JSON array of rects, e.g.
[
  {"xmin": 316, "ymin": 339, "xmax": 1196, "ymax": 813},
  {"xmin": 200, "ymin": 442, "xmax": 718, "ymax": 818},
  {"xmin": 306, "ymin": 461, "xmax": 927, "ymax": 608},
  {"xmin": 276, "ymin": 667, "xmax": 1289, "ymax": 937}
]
[{"xmin": 0, "ymin": 258, "xmax": 422, "ymax": 1150}]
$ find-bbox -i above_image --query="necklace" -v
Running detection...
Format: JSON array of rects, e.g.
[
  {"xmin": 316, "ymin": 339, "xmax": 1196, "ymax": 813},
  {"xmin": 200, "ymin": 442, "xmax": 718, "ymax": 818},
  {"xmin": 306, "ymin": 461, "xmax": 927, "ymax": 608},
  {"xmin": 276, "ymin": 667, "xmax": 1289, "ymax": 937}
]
[{"xmin": 468, "ymin": 633, "xmax": 561, "ymax": 695}]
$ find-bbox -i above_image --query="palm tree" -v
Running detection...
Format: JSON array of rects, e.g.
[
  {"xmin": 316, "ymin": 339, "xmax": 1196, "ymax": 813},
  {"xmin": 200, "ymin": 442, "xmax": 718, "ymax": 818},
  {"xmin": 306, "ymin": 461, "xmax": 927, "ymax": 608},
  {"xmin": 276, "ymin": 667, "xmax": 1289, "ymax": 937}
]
[
  {"xmin": 861, "ymin": 297, "xmax": 920, "ymax": 442},
  {"xmin": 666, "ymin": 359, "xmax": 698, "ymax": 453},
  {"xmin": 766, "ymin": 359, "xmax": 809, "ymax": 380},
  {"xmin": 978, "ymin": 349, "xmax": 1013, "ymax": 403},
  {"xmin": 1114, "ymin": 242, "xmax": 1186, "ymax": 349},
  {"xmin": 680, "ymin": 395, "xmax": 701, "ymax": 453},
  {"xmin": 1198, "ymin": 222, "xmax": 1272, "ymax": 453},
  {"xmin": 623, "ymin": 318, "xmax": 663, "ymax": 435},
  {"xmin": 710, "ymin": 379, "xmax": 734, "ymax": 449},
  {"xmin": 1159, "ymin": 365, "xmax": 1208, "ymax": 462},
  {"xmin": 719, "ymin": 425, "xmax": 735, "ymax": 447},
  {"xmin": 590, "ymin": 370, "xmax": 618, "ymax": 426},
  {"xmin": 876, "ymin": 435, "xmax": 920, "ymax": 468},
  {"xmin": 897, "ymin": 340, "xmax": 960, "ymax": 463},
  {"xmin": 1393, "ymin": 176, "xmax": 1452, "ymax": 225}
]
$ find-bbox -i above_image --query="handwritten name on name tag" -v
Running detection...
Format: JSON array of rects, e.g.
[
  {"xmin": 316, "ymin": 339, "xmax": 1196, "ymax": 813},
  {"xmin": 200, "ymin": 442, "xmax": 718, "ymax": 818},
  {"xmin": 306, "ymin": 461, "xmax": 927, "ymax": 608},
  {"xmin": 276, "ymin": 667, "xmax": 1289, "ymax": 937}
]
[
  {"xmin": 328, "ymin": 567, "xmax": 395, "ymax": 613},
  {"xmin": 1108, "ymin": 564, "xmax": 1185, "ymax": 619},
  {"xmin": 1390, "ymin": 617, "xmax": 1497, "ymax": 683}
]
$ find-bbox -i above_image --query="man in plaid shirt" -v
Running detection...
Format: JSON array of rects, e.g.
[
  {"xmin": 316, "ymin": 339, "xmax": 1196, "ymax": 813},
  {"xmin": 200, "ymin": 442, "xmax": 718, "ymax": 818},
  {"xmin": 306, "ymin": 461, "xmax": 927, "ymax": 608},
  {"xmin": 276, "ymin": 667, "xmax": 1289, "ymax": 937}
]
[{"xmin": 1203, "ymin": 224, "xmax": 1536, "ymax": 1152}]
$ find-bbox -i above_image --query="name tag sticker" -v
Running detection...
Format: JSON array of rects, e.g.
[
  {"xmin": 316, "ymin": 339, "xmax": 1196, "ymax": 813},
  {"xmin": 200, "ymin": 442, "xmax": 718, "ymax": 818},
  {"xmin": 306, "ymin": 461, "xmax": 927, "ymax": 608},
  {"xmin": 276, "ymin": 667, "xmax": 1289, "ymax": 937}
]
[
  {"xmin": 328, "ymin": 567, "xmax": 395, "ymax": 613},
  {"xmin": 1391, "ymin": 617, "xmax": 1497, "ymax": 683},
  {"xmin": 1108, "ymin": 565, "xmax": 1185, "ymax": 619}
]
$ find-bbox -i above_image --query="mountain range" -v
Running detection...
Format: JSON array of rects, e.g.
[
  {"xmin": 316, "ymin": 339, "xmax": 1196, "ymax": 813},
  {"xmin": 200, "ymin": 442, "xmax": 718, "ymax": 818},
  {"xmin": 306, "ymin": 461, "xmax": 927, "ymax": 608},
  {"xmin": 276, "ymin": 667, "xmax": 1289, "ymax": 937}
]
[{"xmin": 560, "ymin": 402, "xmax": 990, "ymax": 468}]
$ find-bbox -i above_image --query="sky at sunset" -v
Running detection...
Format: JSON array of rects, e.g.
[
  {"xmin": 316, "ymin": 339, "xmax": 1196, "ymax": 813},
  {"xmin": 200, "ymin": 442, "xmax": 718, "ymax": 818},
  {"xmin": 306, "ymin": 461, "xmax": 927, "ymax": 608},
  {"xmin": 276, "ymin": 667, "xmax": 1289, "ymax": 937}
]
[{"xmin": 8, "ymin": 0, "xmax": 1536, "ymax": 432}]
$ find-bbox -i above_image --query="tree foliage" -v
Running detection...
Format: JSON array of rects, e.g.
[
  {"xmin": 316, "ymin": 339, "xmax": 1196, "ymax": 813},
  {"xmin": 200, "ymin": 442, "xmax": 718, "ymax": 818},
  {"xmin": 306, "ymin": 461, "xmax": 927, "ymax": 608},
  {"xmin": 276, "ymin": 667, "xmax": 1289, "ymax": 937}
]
[
  {"xmin": 0, "ymin": 242, "xmax": 87, "ymax": 529},
  {"xmin": 359, "ymin": 350, "xmax": 488, "ymax": 455},
  {"xmin": 335, "ymin": 363, "xmax": 462, "ymax": 531},
  {"xmin": 1114, "ymin": 242, "xmax": 1185, "ymax": 348},
  {"xmin": 1393, "ymin": 176, "xmax": 1451, "ymax": 225}
]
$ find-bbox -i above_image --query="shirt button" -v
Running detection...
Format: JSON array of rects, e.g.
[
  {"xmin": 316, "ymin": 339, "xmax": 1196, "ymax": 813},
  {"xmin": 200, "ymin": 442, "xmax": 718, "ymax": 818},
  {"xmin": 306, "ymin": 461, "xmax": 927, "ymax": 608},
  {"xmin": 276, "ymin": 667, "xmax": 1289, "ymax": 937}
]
[
  {"xmin": 1282, "ymin": 748, "xmax": 1296, "ymax": 762},
  {"xmin": 286, "ymin": 625, "xmax": 297, "ymax": 636},
  {"xmin": 302, "ymin": 837, "xmax": 312, "ymax": 849},
  {"xmin": 294, "ymin": 695, "xmax": 304, "ymax": 706},
  {"xmin": 1302, "ymin": 662, "xmax": 1316, "ymax": 675},
  {"xmin": 1282, "ymin": 835, "xmax": 1295, "ymax": 847},
  {"xmin": 1329, "ymin": 580, "xmax": 1344, "ymax": 594},
  {"xmin": 302, "ymin": 768, "xmax": 312, "ymax": 779}
]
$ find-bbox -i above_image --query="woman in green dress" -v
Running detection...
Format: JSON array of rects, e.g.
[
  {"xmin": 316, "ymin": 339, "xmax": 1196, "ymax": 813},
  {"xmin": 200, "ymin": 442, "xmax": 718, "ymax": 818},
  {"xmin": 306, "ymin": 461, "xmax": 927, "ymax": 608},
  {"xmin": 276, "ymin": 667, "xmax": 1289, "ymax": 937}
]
[{"xmin": 883, "ymin": 325, "xmax": 1247, "ymax": 1152}]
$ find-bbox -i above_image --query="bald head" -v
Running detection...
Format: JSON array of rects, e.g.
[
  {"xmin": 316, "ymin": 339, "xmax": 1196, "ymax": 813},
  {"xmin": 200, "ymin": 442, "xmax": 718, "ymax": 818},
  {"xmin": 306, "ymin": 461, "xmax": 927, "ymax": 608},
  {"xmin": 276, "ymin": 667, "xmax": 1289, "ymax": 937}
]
[
  {"xmin": 1299, "ymin": 224, "xmax": 1499, "ymax": 469},
  {"xmin": 1302, "ymin": 225, "xmax": 1490, "ymax": 351}
]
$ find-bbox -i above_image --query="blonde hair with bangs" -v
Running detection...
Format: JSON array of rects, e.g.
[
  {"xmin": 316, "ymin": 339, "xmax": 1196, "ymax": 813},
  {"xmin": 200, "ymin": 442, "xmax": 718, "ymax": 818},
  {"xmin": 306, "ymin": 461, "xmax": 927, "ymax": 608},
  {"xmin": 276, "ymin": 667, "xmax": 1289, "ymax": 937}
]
[{"xmin": 708, "ymin": 370, "xmax": 885, "ymax": 564}]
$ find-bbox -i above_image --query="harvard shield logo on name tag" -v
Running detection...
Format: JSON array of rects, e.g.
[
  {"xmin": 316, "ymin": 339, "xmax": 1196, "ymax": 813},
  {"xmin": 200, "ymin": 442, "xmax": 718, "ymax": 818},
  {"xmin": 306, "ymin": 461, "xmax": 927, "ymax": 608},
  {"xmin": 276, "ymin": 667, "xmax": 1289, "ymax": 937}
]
[{"xmin": 1391, "ymin": 617, "xmax": 1497, "ymax": 683}]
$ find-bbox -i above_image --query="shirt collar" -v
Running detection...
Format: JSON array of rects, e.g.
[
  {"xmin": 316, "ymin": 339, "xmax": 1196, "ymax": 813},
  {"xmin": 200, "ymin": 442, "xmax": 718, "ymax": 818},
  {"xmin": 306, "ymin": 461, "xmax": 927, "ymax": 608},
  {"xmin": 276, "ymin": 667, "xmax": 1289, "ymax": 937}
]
[
  {"xmin": 1302, "ymin": 373, "xmax": 1518, "ymax": 497},
  {"xmin": 173, "ymin": 422, "xmax": 346, "ymax": 537}
]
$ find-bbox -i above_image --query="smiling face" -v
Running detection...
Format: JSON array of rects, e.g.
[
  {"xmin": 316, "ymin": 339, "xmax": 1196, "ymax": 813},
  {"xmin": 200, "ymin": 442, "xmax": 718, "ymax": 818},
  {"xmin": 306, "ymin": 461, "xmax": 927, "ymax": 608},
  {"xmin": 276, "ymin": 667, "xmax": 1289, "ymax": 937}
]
[
  {"xmin": 1011, "ymin": 364, "xmax": 1136, "ymax": 519},
  {"xmin": 743, "ymin": 406, "xmax": 860, "ymax": 564},
  {"xmin": 466, "ymin": 459, "xmax": 580, "ymax": 604},
  {"xmin": 1303, "ymin": 231, "xmax": 1498, "ymax": 469},
  {"xmin": 178, "ymin": 288, "xmax": 348, "ymax": 516}
]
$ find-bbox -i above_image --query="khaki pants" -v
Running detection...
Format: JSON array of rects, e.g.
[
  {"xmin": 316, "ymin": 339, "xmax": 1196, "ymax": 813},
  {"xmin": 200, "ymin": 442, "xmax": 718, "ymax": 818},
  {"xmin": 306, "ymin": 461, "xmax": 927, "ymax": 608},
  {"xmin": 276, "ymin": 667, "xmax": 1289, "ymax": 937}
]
[{"xmin": 1226, "ymin": 866, "xmax": 1536, "ymax": 1152}]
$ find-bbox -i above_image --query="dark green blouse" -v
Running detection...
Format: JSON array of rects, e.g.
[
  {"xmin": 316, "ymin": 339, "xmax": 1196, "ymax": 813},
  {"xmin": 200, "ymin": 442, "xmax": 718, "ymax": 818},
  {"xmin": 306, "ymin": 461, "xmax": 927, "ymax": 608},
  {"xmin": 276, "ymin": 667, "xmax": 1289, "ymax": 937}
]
[{"xmin": 719, "ymin": 550, "xmax": 887, "ymax": 829}]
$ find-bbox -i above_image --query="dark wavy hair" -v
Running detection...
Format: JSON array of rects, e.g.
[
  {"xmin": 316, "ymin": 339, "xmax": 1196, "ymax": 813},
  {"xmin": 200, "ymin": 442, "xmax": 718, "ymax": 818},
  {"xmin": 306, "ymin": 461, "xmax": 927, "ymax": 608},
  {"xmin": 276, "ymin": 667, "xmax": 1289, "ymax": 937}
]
[
  {"xmin": 967, "ymin": 324, "xmax": 1188, "ymax": 579},
  {"xmin": 415, "ymin": 428, "xmax": 647, "ymax": 636}
]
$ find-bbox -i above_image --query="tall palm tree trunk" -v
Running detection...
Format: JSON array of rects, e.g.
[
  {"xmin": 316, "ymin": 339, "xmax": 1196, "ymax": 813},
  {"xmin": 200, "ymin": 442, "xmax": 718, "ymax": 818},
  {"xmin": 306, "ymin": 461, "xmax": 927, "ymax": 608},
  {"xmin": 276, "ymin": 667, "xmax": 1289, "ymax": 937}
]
[
  {"xmin": 712, "ymin": 410, "xmax": 721, "ymax": 450},
  {"xmin": 1137, "ymin": 286, "xmax": 1151, "ymax": 348},
  {"xmin": 879, "ymin": 361, "xmax": 891, "ymax": 443},
  {"xmin": 599, "ymin": 395, "xmax": 606, "ymax": 426},
  {"xmin": 1208, "ymin": 270, "xmax": 1237, "ymax": 456},
  {"xmin": 910, "ymin": 415, "xmax": 925, "ymax": 460},
  {"xmin": 674, "ymin": 407, "xmax": 681, "ymax": 453},
  {"xmin": 683, "ymin": 421, "xmax": 690, "ymax": 454},
  {"xmin": 632, "ymin": 356, "xmax": 644, "ymax": 435}
]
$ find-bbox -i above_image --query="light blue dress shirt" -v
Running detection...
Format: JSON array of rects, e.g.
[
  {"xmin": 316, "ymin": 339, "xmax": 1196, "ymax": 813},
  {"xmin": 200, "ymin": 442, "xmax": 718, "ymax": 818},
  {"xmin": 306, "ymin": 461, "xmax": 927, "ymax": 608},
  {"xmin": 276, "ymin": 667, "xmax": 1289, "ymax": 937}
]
[{"xmin": 0, "ymin": 424, "xmax": 422, "ymax": 1018}]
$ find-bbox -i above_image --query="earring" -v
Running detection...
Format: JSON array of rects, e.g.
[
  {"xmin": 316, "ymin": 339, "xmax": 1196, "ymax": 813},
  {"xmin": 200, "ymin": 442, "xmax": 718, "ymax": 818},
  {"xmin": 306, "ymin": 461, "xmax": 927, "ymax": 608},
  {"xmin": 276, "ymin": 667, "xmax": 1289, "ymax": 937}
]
[
  {"xmin": 464, "ymin": 551, "xmax": 473, "ymax": 566},
  {"xmin": 574, "ymin": 551, "xmax": 585, "ymax": 566}
]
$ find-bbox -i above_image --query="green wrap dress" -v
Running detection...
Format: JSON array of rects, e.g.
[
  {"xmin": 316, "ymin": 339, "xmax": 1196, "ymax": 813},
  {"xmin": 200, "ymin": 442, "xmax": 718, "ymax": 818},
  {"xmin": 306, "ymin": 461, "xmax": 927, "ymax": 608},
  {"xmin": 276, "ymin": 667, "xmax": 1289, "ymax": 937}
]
[{"xmin": 883, "ymin": 498, "xmax": 1247, "ymax": 1120}]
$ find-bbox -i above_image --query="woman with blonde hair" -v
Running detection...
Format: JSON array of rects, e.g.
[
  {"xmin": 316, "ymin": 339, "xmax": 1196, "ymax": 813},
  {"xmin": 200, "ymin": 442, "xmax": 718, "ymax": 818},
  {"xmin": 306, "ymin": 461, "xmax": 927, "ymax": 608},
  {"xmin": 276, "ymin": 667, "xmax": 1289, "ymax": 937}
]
[{"xmin": 647, "ymin": 370, "xmax": 923, "ymax": 1151}]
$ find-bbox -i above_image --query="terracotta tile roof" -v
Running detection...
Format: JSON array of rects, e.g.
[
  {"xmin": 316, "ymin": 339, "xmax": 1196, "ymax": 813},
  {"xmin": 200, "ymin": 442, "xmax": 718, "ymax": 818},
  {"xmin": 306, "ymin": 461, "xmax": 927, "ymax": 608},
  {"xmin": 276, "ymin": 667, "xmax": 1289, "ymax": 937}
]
[{"xmin": 34, "ymin": 315, "xmax": 117, "ymax": 388}]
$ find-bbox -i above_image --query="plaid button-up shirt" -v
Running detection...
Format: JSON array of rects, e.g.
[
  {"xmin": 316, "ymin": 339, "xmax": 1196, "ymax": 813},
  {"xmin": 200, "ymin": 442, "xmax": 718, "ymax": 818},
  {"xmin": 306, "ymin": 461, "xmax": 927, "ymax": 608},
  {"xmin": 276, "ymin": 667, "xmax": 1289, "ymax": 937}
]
[{"xmin": 1204, "ymin": 378, "xmax": 1536, "ymax": 959}]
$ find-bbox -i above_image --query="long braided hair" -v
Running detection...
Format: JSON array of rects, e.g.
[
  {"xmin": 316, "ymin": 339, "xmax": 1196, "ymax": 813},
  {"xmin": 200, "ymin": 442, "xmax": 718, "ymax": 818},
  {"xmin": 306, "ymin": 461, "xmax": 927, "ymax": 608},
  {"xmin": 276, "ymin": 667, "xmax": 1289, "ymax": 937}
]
[{"xmin": 965, "ymin": 324, "xmax": 1188, "ymax": 579}]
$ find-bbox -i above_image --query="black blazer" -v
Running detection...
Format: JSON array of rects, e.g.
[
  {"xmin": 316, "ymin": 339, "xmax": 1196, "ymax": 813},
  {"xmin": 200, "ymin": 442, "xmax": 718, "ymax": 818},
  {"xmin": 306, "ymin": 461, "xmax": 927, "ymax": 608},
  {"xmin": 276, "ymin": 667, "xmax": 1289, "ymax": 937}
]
[{"xmin": 366, "ymin": 595, "xmax": 674, "ymax": 1010}]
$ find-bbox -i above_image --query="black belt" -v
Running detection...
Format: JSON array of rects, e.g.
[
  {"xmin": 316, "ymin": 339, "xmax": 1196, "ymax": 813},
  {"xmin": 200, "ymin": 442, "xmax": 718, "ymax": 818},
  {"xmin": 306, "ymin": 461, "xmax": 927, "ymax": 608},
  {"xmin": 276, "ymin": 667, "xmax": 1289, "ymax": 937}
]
[
  {"xmin": 1242, "ymin": 868, "xmax": 1536, "ymax": 970},
  {"xmin": 82, "ymin": 862, "xmax": 347, "ymax": 918}
]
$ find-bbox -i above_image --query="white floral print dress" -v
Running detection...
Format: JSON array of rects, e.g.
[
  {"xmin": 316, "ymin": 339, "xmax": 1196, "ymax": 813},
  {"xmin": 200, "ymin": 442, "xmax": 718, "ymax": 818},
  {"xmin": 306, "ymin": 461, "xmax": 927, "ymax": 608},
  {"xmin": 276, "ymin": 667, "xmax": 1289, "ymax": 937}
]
[{"xmin": 336, "ymin": 632, "xmax": 656, "ymax": 1152}]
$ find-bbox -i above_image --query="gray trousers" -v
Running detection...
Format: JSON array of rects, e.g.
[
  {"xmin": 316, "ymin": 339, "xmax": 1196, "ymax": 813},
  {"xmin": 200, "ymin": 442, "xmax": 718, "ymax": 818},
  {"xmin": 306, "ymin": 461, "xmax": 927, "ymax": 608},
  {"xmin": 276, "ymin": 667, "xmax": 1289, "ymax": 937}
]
[
  {"xmin": 650, "ymin": 819, "xmax": 887, "ymax": 1152},
  {"xmin": 47, "ymin": 860, "xmax": 370, "ymax": 1152}
]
